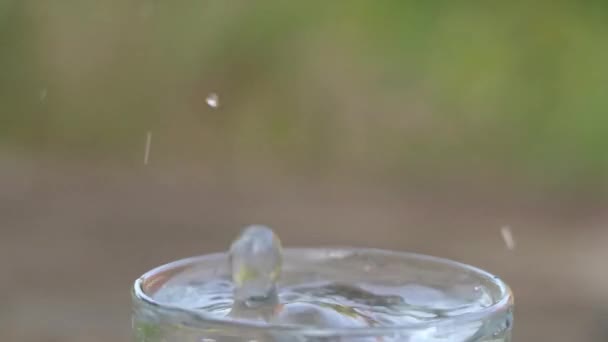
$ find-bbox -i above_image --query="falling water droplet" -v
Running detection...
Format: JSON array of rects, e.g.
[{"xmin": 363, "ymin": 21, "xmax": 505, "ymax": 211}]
[
  {"xmin": 206, "ymin": 93, "xmax": 219, "ymax": 108},
  {"xmin": 143, "ymin": 131, "xmax": 152, "ymax": 165},
  {"xmin": 500, "ymin": 226, "xmax": 516, "ymax": 250}
]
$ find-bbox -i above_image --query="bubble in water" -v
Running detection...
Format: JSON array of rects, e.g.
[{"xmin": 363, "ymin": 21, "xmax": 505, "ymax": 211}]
[
  {"xmin": 206, "ymin": 93, "xmax": 219, "ymax": 108},
  {"xmin": 229, "ymin": 225, "xmax": 282, "ymax": 302}
]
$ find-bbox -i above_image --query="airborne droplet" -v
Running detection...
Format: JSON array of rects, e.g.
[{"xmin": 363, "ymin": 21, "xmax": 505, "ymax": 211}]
[
  {"xmin": 500, "ymin": 226, "xmax": 516, "ymax": 250},
  {"xmin": 206, "ymin": 93, "xmax": 219, "ymax": 108},
  {"xmin": 143, "ymin": 131, "xmax": 152, "ymax": 165}
]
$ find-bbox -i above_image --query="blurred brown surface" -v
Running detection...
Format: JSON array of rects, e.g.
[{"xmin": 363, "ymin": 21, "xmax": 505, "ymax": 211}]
[{"xmin": 1, "ymin": 156, "xmax": 607, "ymax": 341}]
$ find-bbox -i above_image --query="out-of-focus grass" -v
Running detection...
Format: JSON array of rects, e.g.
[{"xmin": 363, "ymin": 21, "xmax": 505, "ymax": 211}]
[{"xmin": 1, "ymin": 1, "xmax": 608, "ymax": 192}]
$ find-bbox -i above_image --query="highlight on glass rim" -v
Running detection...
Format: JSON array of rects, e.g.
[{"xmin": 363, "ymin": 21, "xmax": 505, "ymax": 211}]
[{"xmin": 2, "ymin": 2, "xmax": 606, "ymax": 342}]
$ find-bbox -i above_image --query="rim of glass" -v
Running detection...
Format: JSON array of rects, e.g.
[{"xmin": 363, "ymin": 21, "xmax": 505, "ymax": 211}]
[{"xmin": 133, "ymin": 247, "xmax": 513, "ymax": 337}]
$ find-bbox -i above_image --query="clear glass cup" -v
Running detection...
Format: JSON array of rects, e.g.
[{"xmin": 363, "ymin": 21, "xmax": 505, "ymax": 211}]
[{"xmin": 132, "ymin": 248, "xmax": 513, "ymax": 341}]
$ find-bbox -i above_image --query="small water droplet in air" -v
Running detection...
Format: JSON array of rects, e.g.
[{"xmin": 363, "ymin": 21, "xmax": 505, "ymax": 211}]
[
  {"xmin": 206, "ymin": 93, "xmax": 219, "ymax": 108},
  {"xmin": 143, "ymin": 131, "xmax": 152, "ymax": 165},
  {"xmin": 473, "ymin": 286, "xmax": 481, "ymax": 292},
  {"xmin": 500, "ymin": 226, "xmax": 516, "ymax": 250},
  {"xmin": 39, "ymin": 88, "xmax": 47, "ymax": 102}
]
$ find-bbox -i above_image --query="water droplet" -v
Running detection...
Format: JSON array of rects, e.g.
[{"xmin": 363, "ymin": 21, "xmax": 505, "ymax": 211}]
[
  {"xmin": 206, "ymin": 93, "xmax": 219, "ymax": 108},
  {"xmin": 229, "ymin": 225, "xmax": 282, "ymax": 303},
  {"xmin": 143, "ymin": 131, "xmax": 152, "ymax": 165},
  {"xmin": 473, "ymin": 286, "xmax": 481, "ymax": 292},
  {"xmin": 500, "ymin": 226, "xmax": 516, "ymax": 250}
]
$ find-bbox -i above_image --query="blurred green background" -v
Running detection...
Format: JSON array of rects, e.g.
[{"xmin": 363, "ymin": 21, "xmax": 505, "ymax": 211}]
[
  {"xmin": 3, "ymin": 1, "xmax": 608, "ymax": 192},
  {"xmin": 1, "ymin": 1, "xmax": 608, "ymax": 342}
]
